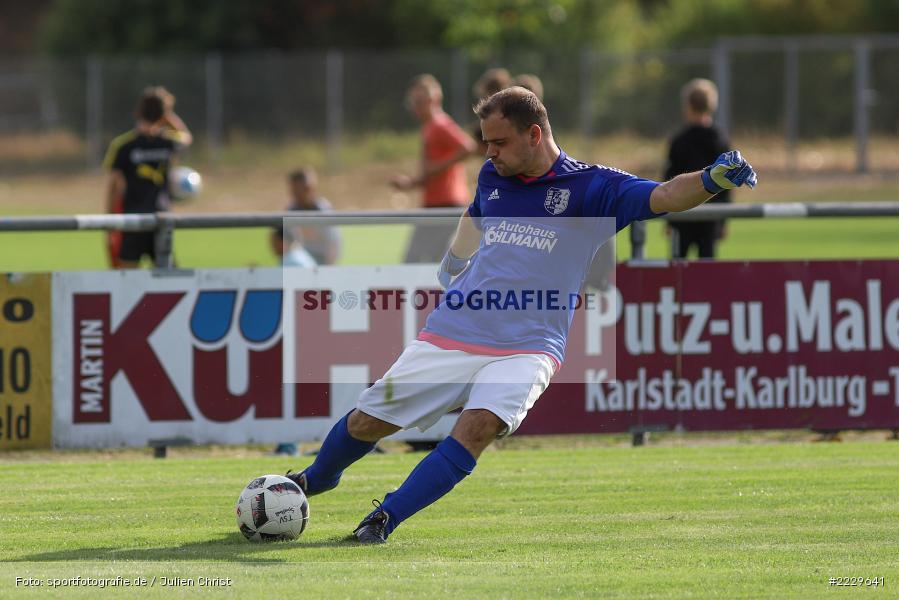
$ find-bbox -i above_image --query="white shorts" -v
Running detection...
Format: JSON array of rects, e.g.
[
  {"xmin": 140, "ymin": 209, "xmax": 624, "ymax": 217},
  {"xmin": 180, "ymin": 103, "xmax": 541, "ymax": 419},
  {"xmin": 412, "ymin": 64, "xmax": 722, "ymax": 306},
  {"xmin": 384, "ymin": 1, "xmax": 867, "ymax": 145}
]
[{"xmin": 357, "ymin": 340, "xmax": 555, "ymax": 437}]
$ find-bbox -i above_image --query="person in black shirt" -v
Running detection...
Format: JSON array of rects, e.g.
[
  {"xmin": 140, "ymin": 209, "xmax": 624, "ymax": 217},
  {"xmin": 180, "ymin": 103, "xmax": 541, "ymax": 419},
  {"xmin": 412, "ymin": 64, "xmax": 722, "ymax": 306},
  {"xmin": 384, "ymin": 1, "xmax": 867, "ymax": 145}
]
[
  {"xmin": 103, "ymin": 86, "xmax": 192, "ymax": 268},
  {"xmin": 664, "ymin": 78, "xmax": 730, "ymax": 259}
]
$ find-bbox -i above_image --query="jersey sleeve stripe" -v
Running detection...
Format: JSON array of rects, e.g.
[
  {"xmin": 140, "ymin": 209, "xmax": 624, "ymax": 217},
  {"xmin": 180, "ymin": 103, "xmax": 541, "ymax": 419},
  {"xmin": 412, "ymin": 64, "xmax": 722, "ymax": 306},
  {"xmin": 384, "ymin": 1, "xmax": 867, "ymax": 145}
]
[{"xmin": 102, "ymin": 130, "xmax": 137, "ymax": 170}]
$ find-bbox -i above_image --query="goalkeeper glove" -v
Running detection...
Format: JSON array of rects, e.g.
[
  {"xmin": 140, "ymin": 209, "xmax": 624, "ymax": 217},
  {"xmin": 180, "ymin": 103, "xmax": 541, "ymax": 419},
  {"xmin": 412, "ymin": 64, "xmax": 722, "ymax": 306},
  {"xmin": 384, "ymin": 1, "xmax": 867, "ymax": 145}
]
[
  {"xmin": 437, "ymin": 250, "xmax": 470, "ymax": 289},
  {"xmin": 701, "ymin": 150, "xmax": 758, "ymax": 194}
]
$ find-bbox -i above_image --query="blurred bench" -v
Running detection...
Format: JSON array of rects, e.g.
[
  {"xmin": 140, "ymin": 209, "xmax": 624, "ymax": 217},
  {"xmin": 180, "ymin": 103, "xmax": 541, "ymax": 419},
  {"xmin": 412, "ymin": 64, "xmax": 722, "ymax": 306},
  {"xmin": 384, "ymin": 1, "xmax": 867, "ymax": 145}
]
[
  {"xmin": 629, "ymin": 425, "xmax": 669, "ymax": 447},
  {"xmin": 148, "ymin": 437, "xmax": 194, "ymax": 458}
]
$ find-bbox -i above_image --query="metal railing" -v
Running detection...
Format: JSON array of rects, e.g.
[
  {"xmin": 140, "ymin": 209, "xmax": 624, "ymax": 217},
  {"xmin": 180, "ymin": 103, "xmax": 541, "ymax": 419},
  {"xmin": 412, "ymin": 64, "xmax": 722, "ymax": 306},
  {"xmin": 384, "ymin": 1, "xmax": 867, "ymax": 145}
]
[{"xmin": 2, "ymin": 203, "xmax": 898, "ymax": 267}]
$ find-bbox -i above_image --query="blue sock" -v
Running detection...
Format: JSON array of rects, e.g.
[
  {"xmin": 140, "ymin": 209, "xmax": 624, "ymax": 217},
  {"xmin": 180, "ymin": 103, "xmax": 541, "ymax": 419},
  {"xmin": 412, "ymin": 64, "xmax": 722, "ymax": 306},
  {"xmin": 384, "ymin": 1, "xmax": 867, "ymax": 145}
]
[
  {"xmin": 379, "ymin": 436, "xmax": 477, "ymax": 537},
  {"xmin": 303, "ymin": 412, "xmax": 376, "ymax": 495}
]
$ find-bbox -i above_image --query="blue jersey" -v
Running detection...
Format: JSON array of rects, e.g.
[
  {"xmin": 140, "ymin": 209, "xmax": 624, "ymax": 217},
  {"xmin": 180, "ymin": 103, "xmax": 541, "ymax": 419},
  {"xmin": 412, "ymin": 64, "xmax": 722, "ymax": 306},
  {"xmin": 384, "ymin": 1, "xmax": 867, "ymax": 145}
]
[{"xmin": 420, "ymin": 150, "xmax": 661, "ymax": 366}]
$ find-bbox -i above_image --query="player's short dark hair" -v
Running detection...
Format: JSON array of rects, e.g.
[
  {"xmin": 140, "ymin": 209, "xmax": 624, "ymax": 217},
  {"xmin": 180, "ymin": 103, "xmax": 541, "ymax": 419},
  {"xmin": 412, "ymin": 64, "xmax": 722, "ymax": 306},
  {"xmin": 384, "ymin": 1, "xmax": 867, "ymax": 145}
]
[
  {"xmin": 289, "ymin": 167, "xmax": 317, "ymax": 186},
  {"xmin": 474, "ymin": 86, "xmax": 549, "ymax": 133},
  {"xmin": 135, "ymin": 88, "xmax": 166, "ymax": 123}
]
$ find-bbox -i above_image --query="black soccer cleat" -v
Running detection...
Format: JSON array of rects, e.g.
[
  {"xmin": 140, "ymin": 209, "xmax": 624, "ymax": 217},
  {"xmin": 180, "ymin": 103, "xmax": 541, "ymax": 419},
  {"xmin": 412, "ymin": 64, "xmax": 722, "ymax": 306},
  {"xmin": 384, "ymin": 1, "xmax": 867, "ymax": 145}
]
[
  {"xmin": 353, "ymin": 500, "xmax": 390, "ymax": 544},
  {"xmin": 284, "ymin": 469, "xmax": 310, "ymax": 495},
  {"xmin": 285, "ymin": 469, "xmax": 341, "ymax": 497}
]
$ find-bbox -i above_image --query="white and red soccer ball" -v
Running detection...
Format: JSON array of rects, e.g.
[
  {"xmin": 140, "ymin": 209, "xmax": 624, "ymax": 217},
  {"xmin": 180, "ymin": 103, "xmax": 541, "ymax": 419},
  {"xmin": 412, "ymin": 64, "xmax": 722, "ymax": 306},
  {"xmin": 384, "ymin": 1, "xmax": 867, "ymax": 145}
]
[{"xmin": 235, "ymin": 474, "xmax": 309, "ymax": 542}]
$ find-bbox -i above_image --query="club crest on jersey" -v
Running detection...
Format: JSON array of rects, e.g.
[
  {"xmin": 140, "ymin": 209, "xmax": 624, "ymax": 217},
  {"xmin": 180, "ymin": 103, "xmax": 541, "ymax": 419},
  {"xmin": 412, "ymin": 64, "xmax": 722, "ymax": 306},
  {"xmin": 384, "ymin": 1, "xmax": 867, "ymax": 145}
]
[{"xmin": 544, "ymin": 187, "xmax": 570, "ymax": 215}]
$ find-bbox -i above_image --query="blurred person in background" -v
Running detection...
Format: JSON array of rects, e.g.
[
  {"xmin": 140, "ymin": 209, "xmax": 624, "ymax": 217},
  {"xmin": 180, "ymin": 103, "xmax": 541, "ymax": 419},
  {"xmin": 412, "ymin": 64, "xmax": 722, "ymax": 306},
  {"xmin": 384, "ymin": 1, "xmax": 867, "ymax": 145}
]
[
  {"xmin": 470, "ymin": 68, "xmax": 514, "ymax": 155},
  {"xmin": 509, "ymin": 71, "xmax": 609, "ymax": 289},
  {"xmin": 392, "ymin": 74, "xmax": 477, "ymax": 263},
  {"xmin": 513, "ymin": 73, "xmax": 544, "ymax": 101},
  {"xmin": 271, "ymin": 166, "xmax": 341, "ymax": 268},
  {"xmin": 103, "ymin": 86, "xmax": 192, "ymax": 268},
  {"xmin": 665, "ymin": 78, "xmax": 731, "ymax": 259},
  {"xmin": 271, "ymin": 166, "xmax": 341, "ymax": 456}
]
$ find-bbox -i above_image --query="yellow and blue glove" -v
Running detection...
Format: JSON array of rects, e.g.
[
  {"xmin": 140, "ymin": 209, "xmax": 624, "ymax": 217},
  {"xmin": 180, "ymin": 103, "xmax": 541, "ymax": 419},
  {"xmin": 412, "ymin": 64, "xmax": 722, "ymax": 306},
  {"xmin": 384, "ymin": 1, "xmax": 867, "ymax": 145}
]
[
  {"xmin": 437, "ymin": 250, "xmax": 470, "ymax": 289},
  {"xmin": 701, "ymin": 150, "xmax": 758, "ymax": 194}
]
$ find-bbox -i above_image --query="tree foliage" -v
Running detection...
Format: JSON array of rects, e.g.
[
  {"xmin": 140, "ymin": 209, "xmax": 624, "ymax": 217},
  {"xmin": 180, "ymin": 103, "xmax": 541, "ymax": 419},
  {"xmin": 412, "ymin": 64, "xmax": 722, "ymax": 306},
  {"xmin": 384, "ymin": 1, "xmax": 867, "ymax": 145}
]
[
  {"xmin": 644, "ymin": 0, "xmax": 899, "ymax": 47},
  {"xmin": 38, "ymin": 0, "xmax": 899, "ymax": 56},
  {"xmin": 435, "ymin": 0, "xmax": 647, "ymax": 56},
  {"xmin": 38, "ymin": 0, "xmax": 447, "ymax": 54}
]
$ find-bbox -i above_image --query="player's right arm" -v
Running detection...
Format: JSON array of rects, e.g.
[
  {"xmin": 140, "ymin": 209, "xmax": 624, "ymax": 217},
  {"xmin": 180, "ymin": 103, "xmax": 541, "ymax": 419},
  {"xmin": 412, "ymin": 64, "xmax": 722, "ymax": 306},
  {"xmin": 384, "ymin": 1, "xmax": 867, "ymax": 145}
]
[
  {"xmin": 650, "ymin": 150, "xmax": 756, "ymax": 214},
  {"xmin": 438, "ymin": 212, "xmax": 480, "ymax": 288},
  {"xmin": 102, "ymin": 133, "xmax": 132, "ymax": 213},
  {"xmin": 392, "ymin": 120, "xmax": 477, "ymax": 190},
  {"xmin": 436, "ymin": 202, "xmax": 483, "ymax": 288},
  {"xmin": 419, "ymin": 138, "xmax": 477, "ymax": 183},
  {"xmin": 155, "ymin": 87, "xmax": 193, "ymax": 148},
  {"xmin": 105, "ymin": 170, "xmax": 125, "ymax": 213},
  {"xmin": 449, "ymin": 212, "xmax": 481, "ymax": 259},
  {"xmin": 437, "ymin": 167, "xmax": 489, "ymax": 287},
  {"xmin": 161, "ymin": 111, "xmax": 193, "ymax": 148}
]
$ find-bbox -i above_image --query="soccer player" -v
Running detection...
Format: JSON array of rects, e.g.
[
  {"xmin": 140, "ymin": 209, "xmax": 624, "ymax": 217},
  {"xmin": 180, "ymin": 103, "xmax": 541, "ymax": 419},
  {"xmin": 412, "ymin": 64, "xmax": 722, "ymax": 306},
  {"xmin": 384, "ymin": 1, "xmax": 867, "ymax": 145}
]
[
  {"xmin": 287, "ymin": 86, "xmax": 756, "ymax": 543},
  {"xmin": 104, "ymin": 86, "xmax": 192, "ymax": 268}
]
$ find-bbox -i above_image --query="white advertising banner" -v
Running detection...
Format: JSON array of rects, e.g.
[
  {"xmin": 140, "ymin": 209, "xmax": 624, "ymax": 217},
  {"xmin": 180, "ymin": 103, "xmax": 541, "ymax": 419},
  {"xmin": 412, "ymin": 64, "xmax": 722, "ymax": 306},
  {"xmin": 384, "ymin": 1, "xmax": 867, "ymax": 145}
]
[{"xmin": 52, "ymin": 266, "xmax": 458, "ymax": 448}]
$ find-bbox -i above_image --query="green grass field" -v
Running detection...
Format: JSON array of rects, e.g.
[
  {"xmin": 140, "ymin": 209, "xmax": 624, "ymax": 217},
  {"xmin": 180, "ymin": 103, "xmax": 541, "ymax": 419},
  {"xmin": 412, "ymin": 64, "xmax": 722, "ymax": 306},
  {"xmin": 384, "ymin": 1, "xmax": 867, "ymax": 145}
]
[
  {"xmin": 2, "ymin": 218, "xmax": 899, "ymax": 273},
  {"xmin": 1, "ymin": 441, "xmax": 897, "ymax": 599}
]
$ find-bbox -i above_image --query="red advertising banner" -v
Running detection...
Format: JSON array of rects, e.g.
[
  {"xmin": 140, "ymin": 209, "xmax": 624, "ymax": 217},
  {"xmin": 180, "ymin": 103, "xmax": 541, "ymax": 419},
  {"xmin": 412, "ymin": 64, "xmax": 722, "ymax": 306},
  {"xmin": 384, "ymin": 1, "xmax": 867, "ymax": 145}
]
[
  {"xmin": 519, "ymin": 260, "xmax": 899, "ymax": 434},
  {"xmin": 52, "ymin": 261, "xmax": 899, "ymax": 447}
]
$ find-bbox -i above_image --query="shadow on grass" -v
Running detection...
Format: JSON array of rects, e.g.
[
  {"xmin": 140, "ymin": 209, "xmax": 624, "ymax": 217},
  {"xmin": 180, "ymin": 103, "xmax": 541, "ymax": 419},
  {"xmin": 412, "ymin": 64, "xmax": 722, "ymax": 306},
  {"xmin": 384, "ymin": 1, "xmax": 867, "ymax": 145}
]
[{"xmin": 14, "ymin": 533, "xmax": 358, "ymax": 563}]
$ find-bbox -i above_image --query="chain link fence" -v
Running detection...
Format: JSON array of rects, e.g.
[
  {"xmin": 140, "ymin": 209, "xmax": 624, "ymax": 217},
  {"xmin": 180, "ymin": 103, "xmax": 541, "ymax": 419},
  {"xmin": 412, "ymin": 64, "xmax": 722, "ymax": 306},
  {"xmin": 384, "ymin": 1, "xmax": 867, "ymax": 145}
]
[{"xmin": 1, "ymin": 35, "xmax": 897, "ymax": 173}]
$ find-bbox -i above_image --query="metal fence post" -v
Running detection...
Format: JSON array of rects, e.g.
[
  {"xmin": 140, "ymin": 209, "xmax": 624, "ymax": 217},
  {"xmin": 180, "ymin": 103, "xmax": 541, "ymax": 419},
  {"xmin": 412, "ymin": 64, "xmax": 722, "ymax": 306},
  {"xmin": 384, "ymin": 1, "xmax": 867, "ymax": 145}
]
[
  {"xmin": 712, "ymin": 40, "xmax": 731, "ymax": 139},
  {"xmin": 629, "ymin": 221, "xmax": 646, "ymax": 260},
  {"xmin": 450, "ymin": 49, "xmax": 468, "ymax": 124},
  {"xmin": 325, "ymin": 50, "xmax": 344, "ymax": 172},
  {"xmin": 153, "ymin": 214, "xmax": 175, "ymax": 269},
  {"xmin": 85, "ymin": 55, "xmax": 103, "ymax": 166},
  {"xmin": 37, "ymin": 58, "xmax": 59, "ymax": 130},
  {"xmin": 579, "ymin": 49, "xmax": 595, "ymax": 138},
  {"xmin": 854, "ymin": 39, "xmax": 871, "ymax": 174},
  {"xmin": 784, "ymin": 41, "xmax": 800, "ymax": 166},
  {"xmin": 205, "ymin": 53, "xmax": 224, "ymax": 165}
]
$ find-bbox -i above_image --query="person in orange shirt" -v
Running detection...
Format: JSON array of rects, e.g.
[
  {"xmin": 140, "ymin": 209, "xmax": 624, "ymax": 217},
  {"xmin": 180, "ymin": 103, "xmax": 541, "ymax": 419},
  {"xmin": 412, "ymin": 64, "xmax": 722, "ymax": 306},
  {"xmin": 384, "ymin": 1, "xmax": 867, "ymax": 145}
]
[{"xmin": 392, "ymin": 74, "xmax": 477, "ymax": 263}]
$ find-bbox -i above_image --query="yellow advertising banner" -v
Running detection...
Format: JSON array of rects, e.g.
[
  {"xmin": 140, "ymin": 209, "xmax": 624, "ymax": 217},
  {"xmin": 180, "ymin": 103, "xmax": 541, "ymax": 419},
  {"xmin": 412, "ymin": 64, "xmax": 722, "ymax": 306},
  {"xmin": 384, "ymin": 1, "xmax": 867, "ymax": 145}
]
[{"xmin": 0, "ymin": 273, "xmax": 51, "ymax": 449}]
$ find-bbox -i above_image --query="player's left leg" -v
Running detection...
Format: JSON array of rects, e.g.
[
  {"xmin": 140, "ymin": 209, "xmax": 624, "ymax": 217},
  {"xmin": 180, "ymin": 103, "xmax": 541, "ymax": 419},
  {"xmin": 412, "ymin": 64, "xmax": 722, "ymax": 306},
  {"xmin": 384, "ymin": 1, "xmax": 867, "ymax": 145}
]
[
  {"xmin": 116, "ymin": 232, "xmax": 147, "ymax": 269},
  {"xmin": 287, "ymin": 409, "xmax": 399, "ymax": 496},
  {"xmin": 291, "ymin": 341, "xmax": 479, "ymax": 498},
  {"xmin": 353, "ymin": 409, "xmax": 493, "ymax": 544},
  {"xmin": 354, "ymin": 353, "xmax": 554, "ymax": 544}
]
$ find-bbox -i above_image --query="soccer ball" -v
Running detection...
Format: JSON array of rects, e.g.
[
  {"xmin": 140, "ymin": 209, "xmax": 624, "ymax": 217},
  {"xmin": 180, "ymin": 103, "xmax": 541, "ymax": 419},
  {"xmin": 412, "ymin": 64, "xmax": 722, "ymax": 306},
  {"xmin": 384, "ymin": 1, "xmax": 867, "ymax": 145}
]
[
  {"xmin": 169, "ymin": 166, "xmax": 203, "ymax": 201},
  {"xmin": 235, "ymin": 474, "xmax": 309, "ymax": 542}
]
